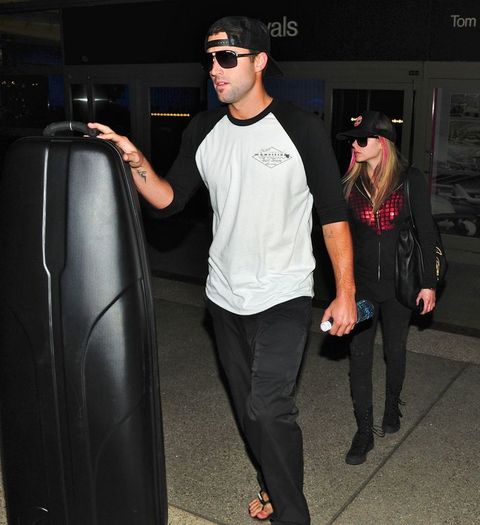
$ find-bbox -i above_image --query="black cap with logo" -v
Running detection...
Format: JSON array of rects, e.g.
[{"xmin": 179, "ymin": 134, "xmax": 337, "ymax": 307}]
[
  {"xmin": 336, "ymin": 110, "xmax": 396, "ymax": 142},
  {"xmin": 205, "ymin": 16, "xmax": 283, "ymax": 77}
]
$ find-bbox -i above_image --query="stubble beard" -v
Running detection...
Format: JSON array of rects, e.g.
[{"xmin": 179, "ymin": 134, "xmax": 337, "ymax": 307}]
[{"xmin": 216, "ymin": 85, "xmax": 240, "ymax": 105}]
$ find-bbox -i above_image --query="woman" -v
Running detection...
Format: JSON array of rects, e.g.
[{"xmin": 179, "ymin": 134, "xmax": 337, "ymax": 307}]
[{"xmin": 336, "ymin": 110, "xmax": 437, "ymax": 465}]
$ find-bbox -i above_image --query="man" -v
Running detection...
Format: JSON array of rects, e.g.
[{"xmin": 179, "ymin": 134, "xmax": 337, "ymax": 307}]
[{"xmin": 89, "ymin": 15, "xmax": 356, "ymax": 525}]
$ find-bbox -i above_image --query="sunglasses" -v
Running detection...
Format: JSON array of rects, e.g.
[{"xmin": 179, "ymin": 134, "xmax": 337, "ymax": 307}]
[
  {"xmin": 202, "ymin": 50, "xmax": 258, "ymax": 72},
  {"xmin": 348, "ymin": 136, "xmax": 379, "ymax": 147}
]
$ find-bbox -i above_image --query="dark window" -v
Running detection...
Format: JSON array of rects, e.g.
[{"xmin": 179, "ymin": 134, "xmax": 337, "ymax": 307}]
[{"xmin": 331, "ymin": 89, "xmax": 405, "ymax": 174}]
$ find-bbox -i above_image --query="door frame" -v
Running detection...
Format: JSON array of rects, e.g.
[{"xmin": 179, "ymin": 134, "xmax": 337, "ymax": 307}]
[
  {"xmin": 422, "ymin": 74, "xmax": 480, "ymax": 253},
  {"xmin": 64, "ymin": 63, "xmax": 205, "ymax": 158},
  {"xmin": 324, "ymin": 79, "xmax": 415, "ymax": 162}
]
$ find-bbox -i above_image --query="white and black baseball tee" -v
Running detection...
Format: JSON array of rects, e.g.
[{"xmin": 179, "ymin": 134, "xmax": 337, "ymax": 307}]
[{"xmin": 160, "ymin": 99, "xmax": 348, "ymax": 315}]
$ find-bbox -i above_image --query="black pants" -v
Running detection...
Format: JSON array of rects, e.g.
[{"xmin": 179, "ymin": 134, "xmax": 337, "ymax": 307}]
[
  {"xmin": 207, "ymin": 296, "xmax": 312, "ymax": 525},
  {"xmin": 349, "ymin": 294, "xmax": 412, "ymax": 416}
]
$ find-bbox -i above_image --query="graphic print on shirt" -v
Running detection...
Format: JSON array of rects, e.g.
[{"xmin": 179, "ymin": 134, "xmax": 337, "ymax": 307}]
[
  {"xmin": 252, "ymin": 147, "xmax": 292, "ymax": 168},
  {"xmin": 349, "ymin": 188, "xmax": 404, "ymax": 235}
]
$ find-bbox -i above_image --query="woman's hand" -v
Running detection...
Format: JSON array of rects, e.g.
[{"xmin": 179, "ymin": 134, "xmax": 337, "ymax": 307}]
[
  {"xmin": 87, "ymin": 122, "xmax": 144, "ymax": 167},
  {"xmin": 416, "ymin": 288, "xmax": 436, "ymax": 315}
]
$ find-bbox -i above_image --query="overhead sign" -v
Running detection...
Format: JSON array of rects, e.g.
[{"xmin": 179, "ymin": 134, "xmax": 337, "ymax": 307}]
[
  {"xmin": 430, "ymin": 1, "xmax": 480, "ymax": 60},
  {"xmin": 62, "ymin": 1, "xmax": 480, "ymax": 65}
]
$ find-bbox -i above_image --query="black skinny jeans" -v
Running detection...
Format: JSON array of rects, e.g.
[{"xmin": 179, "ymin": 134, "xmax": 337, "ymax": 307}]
[{"xmin": 349, "ymin": 294, "xmax": 412, "ymax": 416}]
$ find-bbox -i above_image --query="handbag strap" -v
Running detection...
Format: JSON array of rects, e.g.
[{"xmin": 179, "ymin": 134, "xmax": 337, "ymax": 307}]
[{"xmin": 403, "ymin": 170, "xmax": 417, "ymax": 231}]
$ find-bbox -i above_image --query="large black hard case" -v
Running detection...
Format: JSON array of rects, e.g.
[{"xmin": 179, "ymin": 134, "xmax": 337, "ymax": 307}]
[{"xmin": 0, "ymin": 123, "xmax": 168, "ymax": 524}]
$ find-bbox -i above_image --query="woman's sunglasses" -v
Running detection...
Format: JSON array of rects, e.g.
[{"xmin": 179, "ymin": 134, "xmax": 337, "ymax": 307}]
[
  {"xmin": 348, "ymin": 136, "xmax": 378, "ymax": 147},
  {"xmin": 202, "ymin": 50, "xmax": 258, "ymax": 72}
]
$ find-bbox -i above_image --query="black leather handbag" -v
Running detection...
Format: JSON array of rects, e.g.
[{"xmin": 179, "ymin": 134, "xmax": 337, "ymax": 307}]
[{"xmin": 395, "ymin": 174, "xmax": 448, "ymax": 310}]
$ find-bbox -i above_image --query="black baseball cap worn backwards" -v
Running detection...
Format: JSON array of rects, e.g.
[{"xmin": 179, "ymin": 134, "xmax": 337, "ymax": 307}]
[
  {"xmin": 336, "ymin": 110, "xmax": 396, "ymax": 143},
  {"xmin": 205, "ymin": 15, "xmax": 283, "ymax": 77}
]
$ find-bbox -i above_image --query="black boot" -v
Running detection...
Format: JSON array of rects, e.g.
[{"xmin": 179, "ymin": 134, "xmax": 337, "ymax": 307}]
[
  {"xmin": 382, "ymin": 391, "xmax": 405, "ymax": 434},
  {"xmin": 346, "ymin": 407, "xmax": 378, "ymax": 465}
]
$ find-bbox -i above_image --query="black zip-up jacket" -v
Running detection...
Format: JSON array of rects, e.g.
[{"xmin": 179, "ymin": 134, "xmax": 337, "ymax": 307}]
[{"xmin": 347, "ymin": 166, "xmax": 437, "ymax": 297}]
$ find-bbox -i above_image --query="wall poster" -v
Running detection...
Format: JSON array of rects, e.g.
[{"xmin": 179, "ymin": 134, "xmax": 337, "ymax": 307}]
[{"xmin": 431, "ymin": 89, "xmax": 480, "ymax": 237}]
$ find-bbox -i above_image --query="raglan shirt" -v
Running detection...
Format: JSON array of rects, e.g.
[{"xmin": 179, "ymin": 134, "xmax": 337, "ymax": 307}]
[{"xmin": 159, "ymin": 99, "xmax": 347, "ymax": 315}]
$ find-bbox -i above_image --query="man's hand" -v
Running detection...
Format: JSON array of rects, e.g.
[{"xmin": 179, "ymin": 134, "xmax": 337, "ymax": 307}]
[
  {"xmin": 87, "ymin": 122, "xmax": 174, "ymax": 209},
  {"xmin": 321, "ymin": 221, "xmax": 357, "ymax": 336},
  {"xmin": 321, "ymin": 295, "xmax": 357, "ymax": 336},
  {"xmin": 87, "ymin": 122, "xmax": 143, "ymax": 167}
]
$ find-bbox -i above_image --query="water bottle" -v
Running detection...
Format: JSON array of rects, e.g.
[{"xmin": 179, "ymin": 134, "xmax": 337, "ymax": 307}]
[{"xmin": 320, "ymin": 299, "xmax": 374, "ymax": 332}]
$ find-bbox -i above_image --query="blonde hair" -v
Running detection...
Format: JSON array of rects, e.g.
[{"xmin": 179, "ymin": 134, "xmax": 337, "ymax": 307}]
[{"xmin": 343, "ymin": 137, "xmax": 404, "ymax": 213}]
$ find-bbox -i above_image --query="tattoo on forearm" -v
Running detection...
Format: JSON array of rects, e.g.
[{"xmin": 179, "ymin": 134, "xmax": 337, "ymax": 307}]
[{"xmin": 136, "ymin": 168, "xmax": 147, "ymax": 182}]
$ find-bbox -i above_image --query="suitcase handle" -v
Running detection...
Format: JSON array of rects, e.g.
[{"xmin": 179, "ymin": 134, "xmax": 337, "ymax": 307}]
[{"xmin": 43, "ymin": 121, "xmax": 99, "ymax": 137}]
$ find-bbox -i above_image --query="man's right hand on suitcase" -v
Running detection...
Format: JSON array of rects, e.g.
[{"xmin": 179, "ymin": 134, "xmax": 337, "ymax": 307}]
[
  {"xmin": 88, "ymin": 122, "xmax": 144, "ymax": 168},
  {"xmin": 87, "ymin": 122, "xmax": 174, "ymax": 210}
]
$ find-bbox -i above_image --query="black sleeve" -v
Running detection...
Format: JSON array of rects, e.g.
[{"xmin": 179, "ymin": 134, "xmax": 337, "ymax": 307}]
[
  {"xmin": 273, "ymin": 103, "xmax": 348, "ymax": 225},
  {"xmin": 408, "ymin": 167, "xmax": 437, "ymax": 288}
]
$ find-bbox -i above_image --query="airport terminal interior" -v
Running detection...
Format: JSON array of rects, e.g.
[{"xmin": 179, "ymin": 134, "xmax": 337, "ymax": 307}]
[{"xmin": 0, "ymin": 1, "xmax": 479, "ymax": 524}]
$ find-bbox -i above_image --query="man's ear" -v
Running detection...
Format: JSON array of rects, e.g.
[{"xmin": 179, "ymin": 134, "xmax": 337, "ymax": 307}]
[{"xmin": 254, "ymin": 51, "xmax": 269, "ymax": 73}]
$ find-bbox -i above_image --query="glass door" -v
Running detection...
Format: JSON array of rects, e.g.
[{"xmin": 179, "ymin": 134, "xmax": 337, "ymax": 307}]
[
  {"xmin": 429, "ymin": 82, "xmax": 480, "ymax": 244},
  {"xmin": 71, "ymin": 82, "xmax": 131, "ymax": 135},
  {"xmin": 0, "ymin": 74, "xmax": 65, "ymax": 165},
  {"xmin": 142, "ymin": 83, "xmax": 209, "ymax": 281},
  {"xmin": 149, "ymin": 87, "xmax": 201, "ymax": 177},
  {"xmin": 328, "ymin": 83, "xmax": 413, "ymax": 174}
]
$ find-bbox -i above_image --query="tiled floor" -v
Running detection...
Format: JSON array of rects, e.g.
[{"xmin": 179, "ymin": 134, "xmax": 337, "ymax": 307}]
[
  {"xmin": 1, "ymin": 277, "xmax": 478, "ymax": 525},
  {"xmin": 0, "ymin": 478, "xmax": 214, "ymax": 525}
]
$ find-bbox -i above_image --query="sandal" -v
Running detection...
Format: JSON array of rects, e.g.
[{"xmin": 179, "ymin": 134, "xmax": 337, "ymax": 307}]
[{"xmin": 248, "ymin": 491, "xmax": 273, "ymax": 521}]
